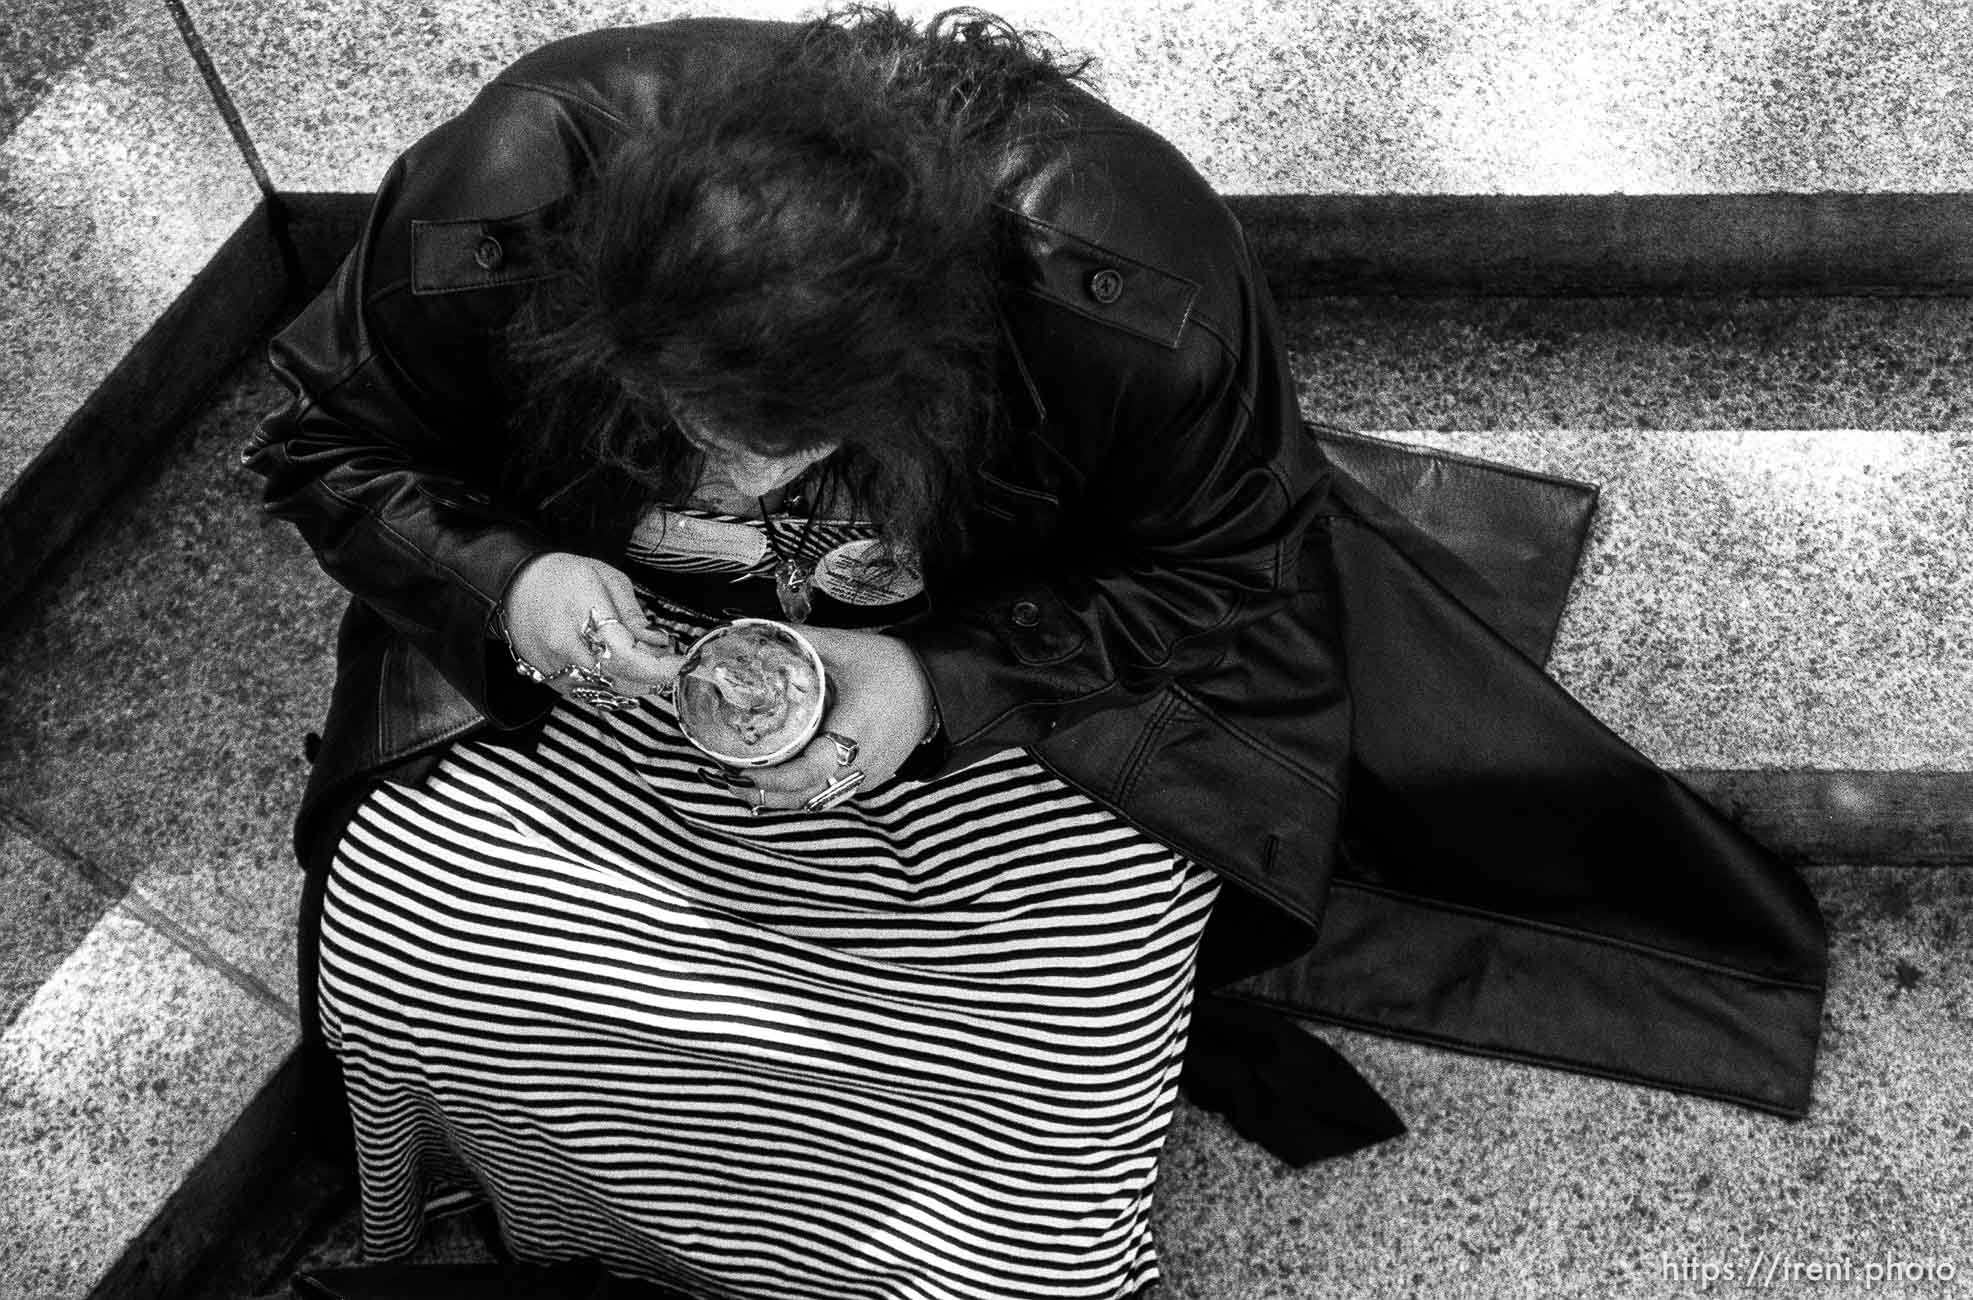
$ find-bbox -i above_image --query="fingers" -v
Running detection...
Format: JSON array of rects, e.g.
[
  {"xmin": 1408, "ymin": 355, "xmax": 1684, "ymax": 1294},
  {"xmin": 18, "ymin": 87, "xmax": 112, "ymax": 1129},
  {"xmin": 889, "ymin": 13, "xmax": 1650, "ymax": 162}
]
[
  {"xmin": 504, "ymin": 555, "xmax": 692, "ymax": 709},
  {"xmin": 583, "ymin": 565, "xmax": 687, "ymax": 691},
  {"xmin": 746, "ymin": 725, "xmax": 884, "ymax": 813},
  {"xmin": 595, "ymin": 565, "xmax": 649, "ymax": 632},
  {"xmin": 589, "ymin": 618, "xmax": 683, "ymax": 692},
  {"xmin": 749, "ymin": 741, "xmax": 846, "ymax": 809},
  {"xmin": 727, "ymin": 629, "xmax": 932, "ymax": 816}
]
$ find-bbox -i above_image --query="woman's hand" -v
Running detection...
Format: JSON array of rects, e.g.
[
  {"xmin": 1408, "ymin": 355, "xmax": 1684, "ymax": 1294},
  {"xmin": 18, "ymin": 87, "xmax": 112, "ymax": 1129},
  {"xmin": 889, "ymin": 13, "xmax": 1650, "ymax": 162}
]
[
  {"xmin": 502, "ymin": 552, "xmax": 683, "ymax": 705},
  {"xmin": 748, "ymin": 625, "xmax": 938, "ymax": 811}
]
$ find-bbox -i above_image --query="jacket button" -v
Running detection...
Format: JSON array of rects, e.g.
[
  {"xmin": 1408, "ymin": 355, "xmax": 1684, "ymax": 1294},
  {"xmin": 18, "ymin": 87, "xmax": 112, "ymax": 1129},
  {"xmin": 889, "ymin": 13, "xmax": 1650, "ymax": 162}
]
[
  {"xmin": 1087, "ymin": 268, "xmax": 1124, "ymax": 304},
  {"xmin": 1010, "ymin": 600, "xmax": 1040, "ymax": 628},
  {"xmin": 474, "ymin": 235, "xmax": 505, "ymax": 271}
]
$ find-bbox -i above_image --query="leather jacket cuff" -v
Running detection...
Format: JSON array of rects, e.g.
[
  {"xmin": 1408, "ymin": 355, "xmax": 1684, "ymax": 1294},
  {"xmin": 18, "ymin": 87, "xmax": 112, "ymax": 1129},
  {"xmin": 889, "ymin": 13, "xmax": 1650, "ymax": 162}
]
[{"xmin": 894, "ymin": 719, "xmax": 951, "ymax": 783}]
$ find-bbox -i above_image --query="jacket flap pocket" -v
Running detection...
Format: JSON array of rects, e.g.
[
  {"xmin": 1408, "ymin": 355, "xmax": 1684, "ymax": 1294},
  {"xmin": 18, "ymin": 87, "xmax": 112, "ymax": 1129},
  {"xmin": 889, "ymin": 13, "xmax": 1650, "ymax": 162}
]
[
  {"xmin": 411, "ymin": 197, "xmax": 564, "ymax": 296},
  {"xmin": 1006, "ymin": 211, "xmax": 1201, "ymax": 349}
]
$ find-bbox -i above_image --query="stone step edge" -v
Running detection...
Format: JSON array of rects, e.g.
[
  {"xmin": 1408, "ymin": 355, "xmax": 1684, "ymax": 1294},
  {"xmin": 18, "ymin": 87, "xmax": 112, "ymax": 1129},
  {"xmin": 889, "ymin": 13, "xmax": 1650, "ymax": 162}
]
[
  {"xmin": 86, "ymin": 1050, "xmax": 311, "ymax": 1300},
  {"xmin": 1236, "ymin": 192, "xmax": 1973, "ymax": 296},
  {"xmin": 1681, "ymin": 770, "xmax": 1972, "ymax": 867},
  {"xmin": 0, "ymin": 200, "xmax": 289, "ymax": 618}
]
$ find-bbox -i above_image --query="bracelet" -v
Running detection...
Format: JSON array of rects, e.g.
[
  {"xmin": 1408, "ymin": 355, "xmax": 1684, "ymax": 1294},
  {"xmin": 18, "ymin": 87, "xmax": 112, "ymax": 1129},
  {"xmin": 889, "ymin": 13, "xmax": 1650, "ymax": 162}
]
[{"xmin": 492, "ymin": 602, "xmax": 548, "ymax": 683}]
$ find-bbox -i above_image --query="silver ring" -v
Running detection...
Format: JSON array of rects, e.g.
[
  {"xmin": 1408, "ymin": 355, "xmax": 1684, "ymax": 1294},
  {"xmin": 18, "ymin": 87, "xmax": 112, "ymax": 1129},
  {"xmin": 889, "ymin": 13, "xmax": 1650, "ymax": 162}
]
[
  {"xmin": 819, "ymin": 731, "xmax": 859, "ymax": 768},
  {"xmin": 555, "ymin": 663, "xmax": 640, "ymax": 711},
  {"xmin": 580, "ymin": 609, "xmax": 625, "ymax": 658},
  {"xmin": 555, "ymin": 664, "xmax": 618, "ymax": 691},
  {"xmin": 568, "ymin": 685, "xmax": 641, "ymax": 712},
  {"xmin": 802, "ymin": 769, "xmax": 866, "ymax": 812},
  {"xmin": 750, "ymin": 787, "xmax": 771, "ymax": 818}
]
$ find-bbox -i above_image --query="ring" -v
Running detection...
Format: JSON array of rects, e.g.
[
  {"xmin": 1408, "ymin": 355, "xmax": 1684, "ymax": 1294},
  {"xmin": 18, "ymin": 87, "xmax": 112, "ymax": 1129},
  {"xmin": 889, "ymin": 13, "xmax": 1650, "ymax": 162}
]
[
  {"xmin": 555, "ymin": 663, "xmax": 641, "ymax": 712},
  {"xmin": 580, "ymin": 609, "xmax": 625, "ymax": 658},
  {"xmin": 819, "ymin": 731, "xmax": 860, "ymax": 768},
  {"xmin": 567, "ymin": 685, "xmax": 641, "ymax": 711},
  {"xmin": 569, "ymin": 686, "xmax": 640, "ymax": 711},
  {"xmin": 750, "ymin": 787, "xmax": 770, "ymax": 818},
  {"xmin": 802, "ymin": 769, "xmax": 866, "ymax": 812},
  {"xmin": 555, "ymin": 663, "xmax": 618, "ymax": 691}
]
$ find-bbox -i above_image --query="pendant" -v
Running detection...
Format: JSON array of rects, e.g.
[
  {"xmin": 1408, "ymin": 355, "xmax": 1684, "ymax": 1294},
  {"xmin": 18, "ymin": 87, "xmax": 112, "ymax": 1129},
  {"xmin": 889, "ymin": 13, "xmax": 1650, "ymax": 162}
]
[{"xmin": 775, "ymin": 560, "xmax": 814, "ymax": 624}]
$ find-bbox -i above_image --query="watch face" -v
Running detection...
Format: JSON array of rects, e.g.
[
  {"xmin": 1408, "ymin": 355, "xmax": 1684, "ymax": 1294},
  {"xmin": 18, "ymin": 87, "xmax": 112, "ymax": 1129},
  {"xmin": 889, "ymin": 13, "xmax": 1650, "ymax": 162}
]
[{"xmin": 673, "ymin": 618, "xmax": 827, "ymax": 768}]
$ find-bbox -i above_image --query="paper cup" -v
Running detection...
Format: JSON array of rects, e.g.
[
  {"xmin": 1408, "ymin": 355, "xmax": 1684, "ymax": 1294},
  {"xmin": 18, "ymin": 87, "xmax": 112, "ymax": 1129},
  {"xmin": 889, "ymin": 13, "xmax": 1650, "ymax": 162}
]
[{"xmin": 672, "ymin": 618, "xmax": 828, "ymax": 768}]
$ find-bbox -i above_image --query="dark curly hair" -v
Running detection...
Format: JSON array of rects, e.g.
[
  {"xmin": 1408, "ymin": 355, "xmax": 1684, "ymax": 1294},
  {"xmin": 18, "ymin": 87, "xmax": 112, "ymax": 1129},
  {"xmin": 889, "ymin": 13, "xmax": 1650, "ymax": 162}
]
[{"xmin": 506, "ymin": 5, "xmax": 1097, "ymax": 565}]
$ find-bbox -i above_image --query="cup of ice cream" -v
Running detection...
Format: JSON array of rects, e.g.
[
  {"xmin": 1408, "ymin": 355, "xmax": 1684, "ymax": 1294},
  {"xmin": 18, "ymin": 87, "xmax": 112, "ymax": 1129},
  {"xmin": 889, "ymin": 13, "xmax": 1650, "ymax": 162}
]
[{"xmin": 672, "ymin": 618, "xmax": 828, "ymax": 768}]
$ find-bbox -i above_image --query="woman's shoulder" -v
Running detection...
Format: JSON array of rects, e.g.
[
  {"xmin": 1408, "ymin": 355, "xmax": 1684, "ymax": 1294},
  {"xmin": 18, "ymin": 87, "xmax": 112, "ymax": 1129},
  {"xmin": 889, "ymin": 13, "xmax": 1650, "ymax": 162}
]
[
  {"xmin": 991, "ymin": 97, "xmax": 1263, "ymax": 465},
  {"xmin": 493, "ymin": 19, "xmax": 800, "ymax": 132},
  {"xmin": 997, "ymin": 92, "xmax": 1253, "ymax": 363},
  {"xmin": 368, "ymin": 19, "xmax": 803, "ymax": 302}
]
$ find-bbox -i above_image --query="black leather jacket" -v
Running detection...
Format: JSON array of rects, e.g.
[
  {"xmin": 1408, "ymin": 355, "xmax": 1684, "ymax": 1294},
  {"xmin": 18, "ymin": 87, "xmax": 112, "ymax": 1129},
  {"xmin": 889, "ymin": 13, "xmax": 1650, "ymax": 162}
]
[
  {"xmin": 249, "ymin": 17, "xmax": 1829, "ymax": 1126},
  {"xmin": 245, "ymin": 18, "xmax": 1344, "ymax": 934}
]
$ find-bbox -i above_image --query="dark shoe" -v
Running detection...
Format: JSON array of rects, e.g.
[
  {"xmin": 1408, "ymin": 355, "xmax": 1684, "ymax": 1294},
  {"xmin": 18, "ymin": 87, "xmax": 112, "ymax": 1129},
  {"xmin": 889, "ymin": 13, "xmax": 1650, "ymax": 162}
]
[{"xmin": 1180, "ymin": 993, "xmax": 1407, "ymax": 1165}]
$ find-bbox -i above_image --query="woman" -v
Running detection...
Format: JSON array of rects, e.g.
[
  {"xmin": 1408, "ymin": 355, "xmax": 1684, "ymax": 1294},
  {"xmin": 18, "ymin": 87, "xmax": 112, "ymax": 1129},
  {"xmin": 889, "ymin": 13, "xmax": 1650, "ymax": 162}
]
[
  {"xmin": 249, "ymin": 6, "xmax": 1827, "ymax": 1297},
  {"xmin": 251, "ymin": 8, "xmax": 1325, "ymax": 1296}
]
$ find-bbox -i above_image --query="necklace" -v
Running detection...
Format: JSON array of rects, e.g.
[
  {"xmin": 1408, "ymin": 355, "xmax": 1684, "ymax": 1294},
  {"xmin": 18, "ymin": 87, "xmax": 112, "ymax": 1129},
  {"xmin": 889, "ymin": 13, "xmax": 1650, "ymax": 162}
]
[{"xmin": 757, "ymin": 490, "xmax": 819, "ymax": 624}]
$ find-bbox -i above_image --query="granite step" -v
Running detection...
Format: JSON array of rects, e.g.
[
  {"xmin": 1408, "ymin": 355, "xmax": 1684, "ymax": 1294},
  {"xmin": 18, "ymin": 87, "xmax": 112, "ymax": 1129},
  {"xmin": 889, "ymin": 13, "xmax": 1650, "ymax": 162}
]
[
  {"xmin": 174, "ymin": 0, "xmax": 1973, "ymax": 195},
  {"xmin": 0, "ymin": 365, "xmax": 325, "ymax": 1300},
  {"xmin": 184, "ymin": 0, "xmax": 1973, "ymax": 293},
  {"xmin": 0, "ymin": 282, "xmax": 1966, "ymax": 1296},
  {"xmin": 0, "ymin": 0, "xmax": 281, "ymax": 616}
]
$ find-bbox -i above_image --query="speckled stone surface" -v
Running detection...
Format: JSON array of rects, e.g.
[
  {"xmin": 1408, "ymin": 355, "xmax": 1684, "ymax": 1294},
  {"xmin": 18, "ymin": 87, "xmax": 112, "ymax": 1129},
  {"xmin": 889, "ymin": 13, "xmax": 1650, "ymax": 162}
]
[
  {"xmin": 1364, "ymin": 430, "xmax": 1973, "ymax": 772},
  {"xmin": 0, "ymin": 0, "xmax": 259, "ymax": 504},
  {"xmin": 1151, "ymin": 865, "xmax": 1973, "ymax": 1300},
  {"xmin": 0, "ymin": 0, "xmax": 122, "ymax": 139},
  {"xmin": 0, "ymin": 907, "xmax": 295, "ymax": 1300},
  {"xmin": 182, "ymin": 0, "xmax": 1973, "ymax": 194},
  {"xmin": 0, "ymin": 362, "xmax": 341, "ymax": 1004},
  {"xmin": 180, "ymin": 0, "xmax": 693, "ymax": 193},
  {"xmin": 0, "ymin": 822, "xmax": 114, "ymax": 1032},
  {"xmin": 998, "ymin": 0, "xmax": 1973, "ymax": 194}
]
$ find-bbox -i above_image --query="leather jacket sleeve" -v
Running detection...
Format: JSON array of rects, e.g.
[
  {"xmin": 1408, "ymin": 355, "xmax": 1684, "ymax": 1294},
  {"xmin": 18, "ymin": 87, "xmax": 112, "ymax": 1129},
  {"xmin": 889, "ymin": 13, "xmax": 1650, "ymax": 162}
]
[
  {"xmin": 241, "ymin": 122, "xmax": 568, "ymax": 729},
  {"xmin": 239, "ymin": 24, "xmax": 768, "ymax": 734},
  {"xmin": 901, "ymin": 223, "xmax": 1329, "ymax": 763}
]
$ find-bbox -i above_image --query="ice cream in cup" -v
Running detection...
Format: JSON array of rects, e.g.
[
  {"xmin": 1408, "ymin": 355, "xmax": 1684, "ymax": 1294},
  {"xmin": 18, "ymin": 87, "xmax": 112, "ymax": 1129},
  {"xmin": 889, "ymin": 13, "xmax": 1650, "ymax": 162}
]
[{"xmin": 672, "ymin": 618, "xmax": 828, "ymax": 768}]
